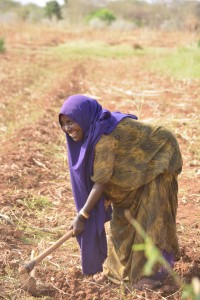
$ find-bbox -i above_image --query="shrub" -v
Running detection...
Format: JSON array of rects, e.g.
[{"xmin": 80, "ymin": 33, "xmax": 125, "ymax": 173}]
[
  {"xmin": 86, "ymin": 8, "xmax": 116, "ymax": 25},
  {"xmin": 45, "ymin": 0, "xmax": 62, "ymax": 20},
  {"xmin": 0, "ymin": 38, "xmax": 5, "ymax": 53}
]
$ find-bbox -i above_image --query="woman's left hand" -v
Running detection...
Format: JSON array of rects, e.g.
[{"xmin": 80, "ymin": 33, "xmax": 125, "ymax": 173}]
[{"xmin": 104, "ymin": 199, "xmax": 112, "ymax": 210}]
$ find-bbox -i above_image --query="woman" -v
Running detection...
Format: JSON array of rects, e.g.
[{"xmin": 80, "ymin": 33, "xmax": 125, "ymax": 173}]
[{"xmin": 59, "ymin": 94, "xmax": 182, "ymax": 290}]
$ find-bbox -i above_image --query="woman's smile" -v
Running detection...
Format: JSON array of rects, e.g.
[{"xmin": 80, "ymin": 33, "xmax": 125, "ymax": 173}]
[
  {"xmin": 69, "ymin": 130, "xmax": 77, "ymax": 138},
  {"xmin": 68, "ymin": 129, "xmax": 80, "ymax": 140},
  {"xmin": 60, "ymin": 115, "xmax": 84, "ymax": 142}
]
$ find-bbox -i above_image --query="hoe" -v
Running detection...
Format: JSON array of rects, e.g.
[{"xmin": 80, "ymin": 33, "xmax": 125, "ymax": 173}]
[{"xmin": 18, "ymin": 229, "xmax": 73, "ymax": 296}]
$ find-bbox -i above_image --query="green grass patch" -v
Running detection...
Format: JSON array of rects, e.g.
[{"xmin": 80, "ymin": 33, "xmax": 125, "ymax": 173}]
[
  {"xmin": 20, "ymin": 226, "xmax": 70, "ymax": 246},
  {"xmin": 52, "ymin": 40, "xmax": 200, "ymax": 80},
  {"xmin": 52, "ymin": 40, "xmax": 144, "ymax": 59},
  {"xmin": 20, "ymin": 236, "xmax": 35, "ymax": 245},
  {"xmin": 22, "ymin": 195, "xmax": 52, "ymax": 210},
  {"xmin": 149, "ymin": 45, "xmax": 200, "ymax": 79},
  {"xmin": 23, "ymin": 227, "xmax": 52, "ymax": 240}
]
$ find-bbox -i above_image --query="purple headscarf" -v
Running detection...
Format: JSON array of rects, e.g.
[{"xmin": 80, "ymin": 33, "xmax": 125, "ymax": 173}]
[{"xmin": 59, "ymin": 94, "xmax": 137, "ymax": 274}]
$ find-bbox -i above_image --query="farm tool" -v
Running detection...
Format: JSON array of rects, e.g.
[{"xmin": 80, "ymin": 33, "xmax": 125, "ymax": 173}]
[{"xmin": 18, "ymin": 229, "xmax": 73, "ymax": 296}]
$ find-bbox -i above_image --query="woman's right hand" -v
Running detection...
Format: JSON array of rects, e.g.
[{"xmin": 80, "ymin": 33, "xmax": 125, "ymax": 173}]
[
  {"xmin": 70, "ymin": 215, "xmax": 86, "ymax": 237},
  {"xmin": 70, "ymin": 183, "xmax": 105, "ymax": 236}
]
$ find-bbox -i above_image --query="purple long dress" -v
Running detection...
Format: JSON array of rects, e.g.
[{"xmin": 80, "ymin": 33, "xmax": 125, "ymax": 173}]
[{"xmin": 59, "ymin": 94, "xmax": 137, "ymax": 274}]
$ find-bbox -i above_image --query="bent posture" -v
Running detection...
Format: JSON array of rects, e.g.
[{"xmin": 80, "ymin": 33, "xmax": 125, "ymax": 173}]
[{"xmin": 59, "ymin": 94, "xmax": 182, "ymax": 289}]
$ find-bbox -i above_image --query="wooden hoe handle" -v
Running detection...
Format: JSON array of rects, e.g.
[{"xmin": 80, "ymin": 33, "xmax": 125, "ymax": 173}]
[{"xmin": 34, "ymin": 229, "xmax": 73, "ymax": 266}]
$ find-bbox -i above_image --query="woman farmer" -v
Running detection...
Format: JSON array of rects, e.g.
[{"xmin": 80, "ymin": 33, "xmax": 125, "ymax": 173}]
[{"xmin": 59, "ymin": 94, "xmax": 182, "ymax": 290}]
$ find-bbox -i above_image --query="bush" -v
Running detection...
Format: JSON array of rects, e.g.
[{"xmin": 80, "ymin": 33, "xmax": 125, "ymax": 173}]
[
  {"xmin": 0, "ymin": 38, "xmax": 5, "ymax": 53},
  {"xmin": 197, "ymin": 39, "xmax": 200, "ymax": 48},
  {"xmin": 86, "ymin": 8, "xmax": 116, "ymax": 25},
  {"xmin": 45, "ymin": 0, "xmax": 62, "ymax": 20}
]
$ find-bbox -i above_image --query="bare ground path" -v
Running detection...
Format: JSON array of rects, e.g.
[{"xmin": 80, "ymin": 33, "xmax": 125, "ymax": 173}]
[{"xmin": 0, "ymin": 25, "xmax": 199, "ymax": 299}]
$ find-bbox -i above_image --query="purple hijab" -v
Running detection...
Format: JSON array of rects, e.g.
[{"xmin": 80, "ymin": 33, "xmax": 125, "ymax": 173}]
[{"xmin": 59, "ymin": 94, "xmax": 137, "ymax": 274}]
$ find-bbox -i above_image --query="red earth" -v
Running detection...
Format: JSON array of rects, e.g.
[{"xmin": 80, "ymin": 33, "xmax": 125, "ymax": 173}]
[{"xmin": 0, "ymin": 24, "xmax": 199, "ymax": 299}]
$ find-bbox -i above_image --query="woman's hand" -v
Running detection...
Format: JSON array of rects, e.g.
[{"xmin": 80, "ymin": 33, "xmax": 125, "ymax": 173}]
[
  {"xmin": 70, "ymin": 215, "xmax": 86, "ymax": 237},
  {"xmin": 70, "ymin": 183, "xmax": 105, "ymax": 237},
  {"xmin": 104, "ymin": 199, "xmax": 112, "ymax": 210}
]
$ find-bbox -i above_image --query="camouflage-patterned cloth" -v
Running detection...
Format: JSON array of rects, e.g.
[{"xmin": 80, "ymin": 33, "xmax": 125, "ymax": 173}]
[{"xmin": 91, "ymin": 118, "xmax": 182, "ymax": 284}]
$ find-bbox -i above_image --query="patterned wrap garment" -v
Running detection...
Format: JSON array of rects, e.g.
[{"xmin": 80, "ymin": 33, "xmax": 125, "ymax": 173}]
[{"xmin": 91, "ymin": 117, "xmax": 182, "ymax": 284}]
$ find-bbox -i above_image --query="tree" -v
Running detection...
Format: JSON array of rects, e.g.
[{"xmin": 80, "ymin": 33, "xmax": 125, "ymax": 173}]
[{"xmin": 45, "ymin": 0, "xmax": 62, "ymax": 20}]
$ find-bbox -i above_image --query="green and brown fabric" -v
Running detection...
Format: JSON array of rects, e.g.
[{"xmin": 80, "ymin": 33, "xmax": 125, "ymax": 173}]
[{"xmin": 91, "ymin": 118, "xmax": 182, "ymax": 284}]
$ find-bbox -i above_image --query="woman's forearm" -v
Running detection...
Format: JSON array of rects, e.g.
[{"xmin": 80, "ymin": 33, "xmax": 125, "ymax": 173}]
[{"xmin": 82, "ymin": 182, "xmax": 105, "ymax": 214}]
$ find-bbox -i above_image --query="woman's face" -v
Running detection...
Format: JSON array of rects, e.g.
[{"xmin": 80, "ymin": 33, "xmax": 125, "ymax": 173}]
[{"xmin": 60, "ymin": 114, "xmax": 84, "ymax": 142}]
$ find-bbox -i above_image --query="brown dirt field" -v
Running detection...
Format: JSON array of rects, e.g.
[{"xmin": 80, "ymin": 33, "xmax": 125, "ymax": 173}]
[{"xmin": 0, "ymin": 24, "xmax": 199, "ymax": 299}]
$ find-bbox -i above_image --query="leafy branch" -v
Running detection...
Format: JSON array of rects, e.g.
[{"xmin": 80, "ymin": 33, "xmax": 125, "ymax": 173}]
[{"xmin": 124, "ymin": 209, "xmax": 200, "ymax": 299}]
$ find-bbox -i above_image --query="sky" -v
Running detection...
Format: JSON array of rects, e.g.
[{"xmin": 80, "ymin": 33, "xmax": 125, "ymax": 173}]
[
  {"xmin": 15, "ymin": 0, "xmax": 65, "ymax": 7},
  {"xmin": 14, "ymin": 0, "xmax": 156, "ymax": 7},
  {"xmin": 15, "ymin": 0, "xmax": 200, "ymax": 7}
]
